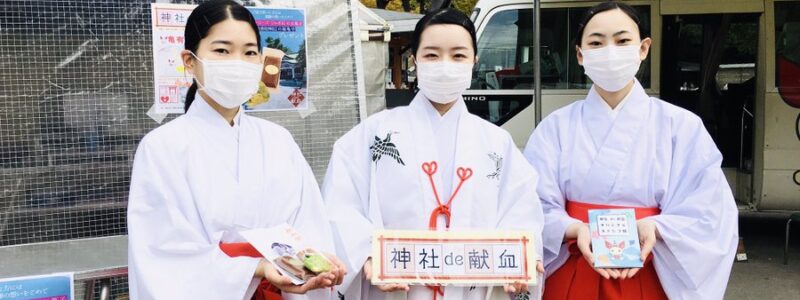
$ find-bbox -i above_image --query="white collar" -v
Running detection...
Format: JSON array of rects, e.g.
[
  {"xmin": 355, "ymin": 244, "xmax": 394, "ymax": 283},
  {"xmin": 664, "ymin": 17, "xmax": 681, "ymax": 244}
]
[
  {"xmin": 186, "ymin": 93, "xmax": 244, "ymax": 129},
  {"xmin": 413, "ymin": 94, "xmax": 465, "ymax": 126},
  {"xmin": 598, "ymin": 86, "xmax": 634, "ymax": 120}
]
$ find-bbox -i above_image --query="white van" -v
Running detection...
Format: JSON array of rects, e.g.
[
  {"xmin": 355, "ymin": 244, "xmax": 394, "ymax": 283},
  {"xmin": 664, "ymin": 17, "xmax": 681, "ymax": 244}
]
[
  {"xmin": 466, "ymin": 0, "xmax": 539, "ymax": 148},
  {"xmin": 466, "ymin": 0, "xmax": 653, "ymax": 148},
  {"xmin": 467, "ymin": 0, "xmax": 800, "ymax": 212}
]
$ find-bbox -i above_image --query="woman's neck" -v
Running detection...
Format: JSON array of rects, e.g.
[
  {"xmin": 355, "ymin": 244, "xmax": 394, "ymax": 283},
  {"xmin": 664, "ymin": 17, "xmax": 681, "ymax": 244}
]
[
  {"xmin": 200, "ymin": 91, "xmax": 239, "ymax": 126},
  {"xmin": 430, "ymin": 100, "xmax": 456, "ymax": 116},
  {"xmin": 595, "ymin": 80, "xmax": 635, "ymax": 109}
]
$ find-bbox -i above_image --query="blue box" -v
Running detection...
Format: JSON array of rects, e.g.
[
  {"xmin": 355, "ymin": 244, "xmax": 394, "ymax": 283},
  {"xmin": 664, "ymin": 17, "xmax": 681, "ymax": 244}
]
[{"xmin": 588, "ymin": 209, "xmax": 644, "ymax": 268}]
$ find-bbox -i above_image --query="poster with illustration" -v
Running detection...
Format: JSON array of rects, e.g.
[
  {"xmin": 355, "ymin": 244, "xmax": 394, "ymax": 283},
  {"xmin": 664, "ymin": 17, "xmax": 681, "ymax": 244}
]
[
  {"xmin": 588, "ymin": 209, "xmax": 643, "ymax": 268},
  {"xmin": 150, "ymin": 4, "xmax": 309, "ymax": 113},
  {"xmin": 151, "ymin": 3, "xmax": 194, "ymax": 114},
  {"xmin": 245, "ymin": 7, "xmax": 309, "ymax": 111}
]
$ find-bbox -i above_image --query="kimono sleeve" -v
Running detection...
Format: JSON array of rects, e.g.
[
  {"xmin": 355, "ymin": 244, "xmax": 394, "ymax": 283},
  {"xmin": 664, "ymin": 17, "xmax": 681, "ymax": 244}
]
[
  {"xmin": 127, "ymin": 135, "xmax": 261, "ymax": 300},
  {"xmin": 321, "ymin": 124, "xmax": 375, "ymax": 291},
  {"xmin": 284, "ymin": 136, "xmax": 335, "ymax": 300},
  {"xmin": 523, "ymin": 116, "xmax": 582, "ymax": 270},
  {"xmin": 649, "ymin": 114, "xmax": 738, "ymax": 291},
  {"xmin": 497, "ymin": 133, "xmax": 545, "ymax": 298}
]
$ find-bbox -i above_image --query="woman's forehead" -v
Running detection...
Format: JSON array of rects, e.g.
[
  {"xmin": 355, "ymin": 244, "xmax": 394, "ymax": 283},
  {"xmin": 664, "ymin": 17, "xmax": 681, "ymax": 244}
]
[
  {"xmin": 203, "ymin": 19, "xmax": 258, "ymax": 44},
  {"xmin": 583, "ymin": 9, "xmax": 639, "ymax": 36},
  {"xmin": 419, "ymin": 24, "xmax": 472, "ymax": 48}
]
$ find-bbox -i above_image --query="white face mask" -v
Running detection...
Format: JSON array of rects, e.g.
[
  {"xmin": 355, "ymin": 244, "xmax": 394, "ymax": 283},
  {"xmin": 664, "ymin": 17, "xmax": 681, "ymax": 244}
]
[
  {"xmin": 191, "ymin": 52, "xmax": 262, "ymax": 109},
  {"xmin": 416, "ymin": 61, "xmax": 474, "ymax": 104},
  {"xmin": 580, "ymin": 44, "xmax": 642, "ymax": 92}
]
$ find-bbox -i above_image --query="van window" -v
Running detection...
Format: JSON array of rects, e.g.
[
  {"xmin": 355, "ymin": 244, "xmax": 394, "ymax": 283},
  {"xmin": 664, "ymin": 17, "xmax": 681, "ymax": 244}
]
[
  {"xmin": 472, "ymin": 8, "xmax": 535, "ymax": 90},
  {"xmin": 473, "ymin": 5, "xmax": 651, "ymax": 90},
  {"xmin": 541, "ymin": 5, "xmax": 651, "ymax": 89},
  {"xmin": 775, "ymin": 1, "xmax": 800, "ymax": 108}
]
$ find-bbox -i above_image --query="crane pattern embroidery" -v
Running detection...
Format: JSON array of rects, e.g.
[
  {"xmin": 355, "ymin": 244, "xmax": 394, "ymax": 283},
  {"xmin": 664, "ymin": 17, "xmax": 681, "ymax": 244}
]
[
  {"xmin": 515, "ymin": 291, "xmax": 531, "ymax": 300},
  {"xmin": 487, "ymin": 152, "xmax": 503, "ymax": 180},
  {"xmin": 370, "ymin": 132, "xmax": 405, "ymax": 166}
]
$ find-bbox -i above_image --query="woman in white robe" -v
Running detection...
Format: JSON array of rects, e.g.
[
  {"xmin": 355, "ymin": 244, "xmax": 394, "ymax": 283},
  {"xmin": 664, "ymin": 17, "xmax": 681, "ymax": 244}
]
[
  {"xmin": 323, "ymin": 8, "xmax": 545, "ymax": 300},
  {"xmin": 127, "ymin": 1, "xmax": 344, "ymax": 299},
  {"xmin": 523, "ymin": 2, "xmax": 737, "ymax": 300}
]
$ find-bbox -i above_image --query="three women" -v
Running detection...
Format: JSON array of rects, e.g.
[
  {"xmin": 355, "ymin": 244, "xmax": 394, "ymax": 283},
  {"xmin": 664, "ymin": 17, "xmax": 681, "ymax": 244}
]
[{"xmin": 128, "ymin": 2, "xmax": 737, "ymax": 300}]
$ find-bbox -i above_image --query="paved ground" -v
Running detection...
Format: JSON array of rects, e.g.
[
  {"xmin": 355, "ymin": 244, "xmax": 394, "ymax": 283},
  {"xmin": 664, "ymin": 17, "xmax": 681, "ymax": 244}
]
[{"xmin": 725, "ymin": 212, "xmax": 800, "ymax": 300}]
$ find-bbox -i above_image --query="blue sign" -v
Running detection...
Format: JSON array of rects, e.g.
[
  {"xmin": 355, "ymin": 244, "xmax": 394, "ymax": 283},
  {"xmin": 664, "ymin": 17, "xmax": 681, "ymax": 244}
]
[{"xmin": 0, "ymin": 273, "xmax": 73, "ymax": 300}]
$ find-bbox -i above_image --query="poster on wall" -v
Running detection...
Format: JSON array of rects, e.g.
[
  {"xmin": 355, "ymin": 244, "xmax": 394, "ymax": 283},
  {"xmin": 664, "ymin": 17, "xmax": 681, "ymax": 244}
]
[
  {"xmin": 151, "ymin": 3, "xmax": 194, "ymax": 114},
  {"xmin": 0, "ymin": 273, "xmax": 74, "ymax": 300},
  {"xmin": 150, "ymin": 3, "xmax": 309, "ymax": 114},
  {"xmin": 246, "ymin": 7, "xmax": 309, "ymax": 111}
]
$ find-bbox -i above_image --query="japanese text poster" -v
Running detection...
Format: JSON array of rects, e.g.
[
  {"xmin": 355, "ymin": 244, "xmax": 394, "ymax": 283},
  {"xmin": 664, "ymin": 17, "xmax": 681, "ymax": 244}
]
[
  {"xmin": 150, "ymin": 4, "xmax": 309, "ymax": 113},
  {"xmin": 0, "ymin": 273, "xmax": 73, "ymax": 300}
]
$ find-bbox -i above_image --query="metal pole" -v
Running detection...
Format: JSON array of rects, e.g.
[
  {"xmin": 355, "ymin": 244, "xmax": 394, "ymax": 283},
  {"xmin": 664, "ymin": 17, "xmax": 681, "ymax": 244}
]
[
  {"xmin": 99, "ymin": 279, "xmax": 111, "ymax": 300},
  {"xmin": 534, "ymin": 0, "xmax": 542, "ymax": 126},
  {"xmin": 83, "ymin": 279, "xmax": 96, "ymax": 300},
  {"xmin": 740, "ymin": 105, "xmax": 745, "ymax": 171}
]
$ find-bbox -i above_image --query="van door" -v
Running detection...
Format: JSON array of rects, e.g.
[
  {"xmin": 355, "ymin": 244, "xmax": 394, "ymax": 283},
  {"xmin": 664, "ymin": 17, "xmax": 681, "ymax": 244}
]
[
  {"xmin": 661, "ymin": 13, "xmax": 758, "ymax": 203},
  {"xmin": 466, "ymin": 4, "xmax": 535, "ymax": 147}
]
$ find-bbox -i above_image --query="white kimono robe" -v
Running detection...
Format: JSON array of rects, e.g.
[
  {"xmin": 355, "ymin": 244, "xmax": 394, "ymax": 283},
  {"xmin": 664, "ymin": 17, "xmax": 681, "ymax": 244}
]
[
  {"xmin": 523, "ymin": 81, "xmax": 738, "ymax": 300},
  {"xmin": 323, "ymin": 94, "xmax": 545, "ymax": 300},
  {"xmin": 128, "ymin": 96, "xmax": 334, "ymax": 300}
]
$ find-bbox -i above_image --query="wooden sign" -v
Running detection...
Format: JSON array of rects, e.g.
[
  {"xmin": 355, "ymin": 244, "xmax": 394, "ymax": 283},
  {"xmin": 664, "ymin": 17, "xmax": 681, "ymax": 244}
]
[{"xmin": 371, "ymin": 230, "xmax": 536, "ymax": 286}]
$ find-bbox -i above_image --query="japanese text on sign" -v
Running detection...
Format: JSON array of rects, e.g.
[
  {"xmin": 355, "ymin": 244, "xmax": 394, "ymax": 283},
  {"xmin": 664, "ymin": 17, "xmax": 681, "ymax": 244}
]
[
  {"xmin": 371, "ymin": 230, "xmax": 536, "ymax": 286},
  {"xmin": 0, "ymin": 273, "xmax": 73, "ymax": 300}
]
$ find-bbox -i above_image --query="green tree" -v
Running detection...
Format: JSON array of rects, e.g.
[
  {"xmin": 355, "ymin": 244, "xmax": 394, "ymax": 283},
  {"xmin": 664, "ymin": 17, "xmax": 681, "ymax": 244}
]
[
  {"xmin": 451, "ymin": 0, "xmax": 478, "ymax": 15},
  {"xmin": 360, "ymin": 0, "xmax": 477, "ymax": 15},
  {"xmin": 296, "ymin": 40, "xmax": 306, "ymax": 76},
  {"xmin": 265, "ymin": 37, "xmax": 290, "ymax": 53}
]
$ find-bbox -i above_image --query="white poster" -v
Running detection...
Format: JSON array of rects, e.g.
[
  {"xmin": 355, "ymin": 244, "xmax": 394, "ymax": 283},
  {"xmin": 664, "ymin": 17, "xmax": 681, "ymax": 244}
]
[
  {"xmin": 151, "ymin": 3, "xmax": 194, "ymax": 114},
  {"xmin": 150, "ymin": 4, "xmax": 310, "ymax": 114}
]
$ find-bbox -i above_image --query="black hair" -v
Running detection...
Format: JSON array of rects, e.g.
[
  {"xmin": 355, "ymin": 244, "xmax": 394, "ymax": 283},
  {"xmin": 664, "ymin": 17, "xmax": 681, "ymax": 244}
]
[
  {"xmin": 183, "ymin": 0, "xmax": 262, "ymax": 112},
  {"xmin": 410, "ymin": 8, "xmax": 477, "ymax": 56},
  {"xmin": 574, "ymin": 1, "xmax": 647, "ymax": 47}
]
